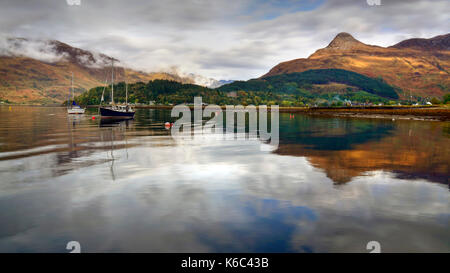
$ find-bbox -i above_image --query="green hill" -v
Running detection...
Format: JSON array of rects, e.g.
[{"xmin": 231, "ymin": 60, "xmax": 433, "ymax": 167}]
[{"xmin": 218, "ymin": 69, "xmax": 399, "ymax": 99}]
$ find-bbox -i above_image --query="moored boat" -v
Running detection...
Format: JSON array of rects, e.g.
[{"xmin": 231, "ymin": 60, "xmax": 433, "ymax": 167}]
[
  {"xmin": 99, "ymin": 59, "xmax": 135, "ymax": 118},
  {"xmin": 68, "ymin": 102, "xmax": 86, "ymax": 114},
  {"xmin": 100, "ymin": 105, "xmax": 135, "ymax": 117},
  {"xmin": 67, "ymin": 72, "xmax": 85, "ymax": 114}
]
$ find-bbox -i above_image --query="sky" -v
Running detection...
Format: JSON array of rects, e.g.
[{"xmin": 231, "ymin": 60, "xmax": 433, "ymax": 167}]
[{"xmin": 0, "ymin": 0, "xmax": 448, "ymax": 81}]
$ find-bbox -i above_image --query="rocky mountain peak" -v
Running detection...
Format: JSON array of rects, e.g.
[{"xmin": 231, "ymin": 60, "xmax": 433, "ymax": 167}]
[{"xmin": 326, "ymin": 32, "xmax": 363, "ymax": 50}]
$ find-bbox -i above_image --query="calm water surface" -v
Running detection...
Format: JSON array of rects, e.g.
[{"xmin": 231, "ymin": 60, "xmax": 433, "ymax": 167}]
[{"xmin": 0, "ymin": 106, "xmax": 448, "ymax": 252}]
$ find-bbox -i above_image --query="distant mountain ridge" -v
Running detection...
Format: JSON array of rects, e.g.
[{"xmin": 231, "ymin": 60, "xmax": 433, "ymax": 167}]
[
  {"xmin": 263, "ymin": 33, "xmax": 450, "ymax": 99},
  {"xmin": 0, "ymin": 37, "xmax": 196, "ymax": 104},
  {"xmin": 390, "ymin": 33, "xmax": 450, "ymax": 51}
]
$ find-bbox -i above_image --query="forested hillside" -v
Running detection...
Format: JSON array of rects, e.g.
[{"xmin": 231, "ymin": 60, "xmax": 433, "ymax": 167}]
[
  {"xmin": 75, "ymin": 70, "xmax": 398, "ymax": 107},
  {"xmin": 218, "ymin": 69, "xmax": 399, "ymax": 99}
]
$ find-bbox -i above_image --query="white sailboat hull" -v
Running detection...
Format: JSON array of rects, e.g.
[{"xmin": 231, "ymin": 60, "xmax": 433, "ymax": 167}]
[{"xmin": 67, "ymin": 108, "xmax": 85, "ymax": 114}]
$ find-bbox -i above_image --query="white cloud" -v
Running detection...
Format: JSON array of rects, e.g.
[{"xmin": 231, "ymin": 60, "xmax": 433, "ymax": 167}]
[
  {"xmin": 0, "ymin": 0, "xmax": 448, "ymax": 80},
  {"xmin": 0, "ymin": 35, "xmax": 68, "ymax": 63}
]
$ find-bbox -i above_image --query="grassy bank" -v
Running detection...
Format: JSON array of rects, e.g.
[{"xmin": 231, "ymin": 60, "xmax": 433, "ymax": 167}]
[{"xmin": 280, "ymin": 105, "xmax": 450, "ymax": 121}]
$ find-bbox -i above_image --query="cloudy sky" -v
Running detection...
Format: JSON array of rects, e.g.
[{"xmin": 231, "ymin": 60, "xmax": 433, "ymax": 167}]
[{"xmin": 0, "ymin": 0, "xmax": 448, "ymax": 81}]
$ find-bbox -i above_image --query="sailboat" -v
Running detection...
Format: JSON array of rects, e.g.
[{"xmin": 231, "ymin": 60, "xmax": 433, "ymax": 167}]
[
  {"xmin": 99, "ymin": 59, "xmax": 135, "ymax": 118},
  {"xmin": 67, "ymin": 72, "xmax": 85, "ymax": 114}
]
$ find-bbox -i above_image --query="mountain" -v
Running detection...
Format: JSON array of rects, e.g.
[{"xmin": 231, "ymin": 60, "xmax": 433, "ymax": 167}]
[
  {"xmin": 215, "ymin": 80, "xmax": 235, "ymax": 87},
  {"xmin": 263, "ymin": 33, "xmax": 450, "ymax": 99},
  {"xmin": 0, "ymin": 38, "xmax": 194, "ymax": 104},
  {"xmin": 183, "ymin": 73, "xmax": 234, "ymax": 88},
  {"xmin": 390, "ymin": 34, "xmax": 450, "ymax": 51}
]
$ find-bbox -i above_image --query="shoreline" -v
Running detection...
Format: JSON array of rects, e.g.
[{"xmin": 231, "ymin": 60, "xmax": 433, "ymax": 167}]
[
  {"xmin": 127, "ymin": 105, "xmax": 450, "ymax": 121},
  {"xmin": 275, "ymin": 106, "xmax": 450, "ymax": 121},
  {"xmin": 3, "ymin": 104, "xmax": 449, "ymax": 121}
]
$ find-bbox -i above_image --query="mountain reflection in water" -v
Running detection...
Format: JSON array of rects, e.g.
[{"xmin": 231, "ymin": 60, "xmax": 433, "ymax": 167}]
[{"xmin": 276, "ymin": 115, "xmax": 449, "ymax": 184}]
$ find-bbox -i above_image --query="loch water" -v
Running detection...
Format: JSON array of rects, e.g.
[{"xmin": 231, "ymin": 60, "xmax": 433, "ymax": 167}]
[{"xmin": 0, "ymin": 106, "xmax": 448, "ymax": 252}]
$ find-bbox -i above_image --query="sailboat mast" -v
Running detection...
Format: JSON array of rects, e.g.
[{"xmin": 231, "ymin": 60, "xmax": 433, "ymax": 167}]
[
  {"xmin": 125, "ymin": 72, "xmax": 128, "ymax": 105},
  {"xmin": 67, "ymin": 73, "xmax": 70, "ymax": 109},
  {"xmin": 71, "ymin": 72, "xmax": 74, "ymax": 100},
  {"xmin": 111, "ymin": 59, "xmax": 114, "ymax": 104}
]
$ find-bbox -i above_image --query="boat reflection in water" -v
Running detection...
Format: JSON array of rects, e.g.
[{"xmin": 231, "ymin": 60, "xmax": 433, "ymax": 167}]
[{"xmin": 99, "ymin": 116, "xmax": 133, "ymax": 127}]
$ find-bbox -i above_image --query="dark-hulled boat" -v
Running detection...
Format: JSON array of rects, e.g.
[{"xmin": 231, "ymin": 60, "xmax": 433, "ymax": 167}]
[
  {"xmin": 99, "ymin": 59, "xmax": 135, "ymax": 119},
  {"xmin": 100, "ymin": 105, "xmax": 135, "ymax": 117}
]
